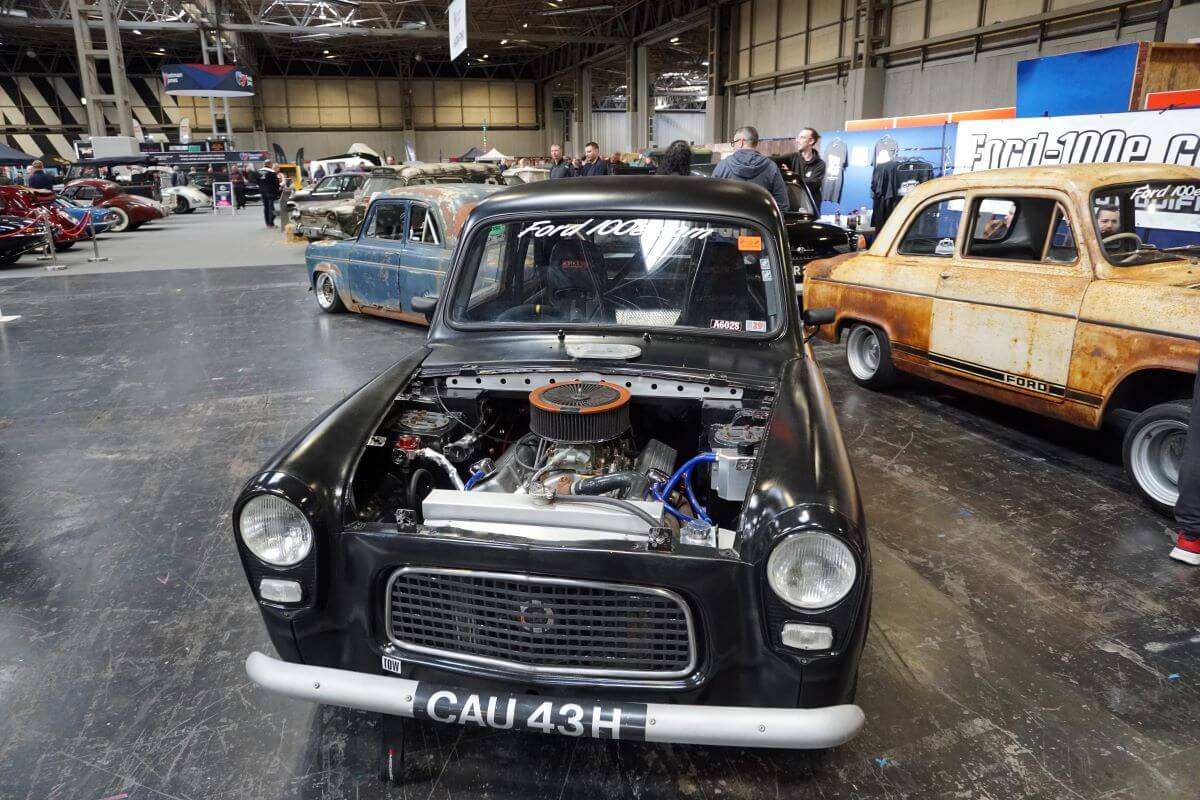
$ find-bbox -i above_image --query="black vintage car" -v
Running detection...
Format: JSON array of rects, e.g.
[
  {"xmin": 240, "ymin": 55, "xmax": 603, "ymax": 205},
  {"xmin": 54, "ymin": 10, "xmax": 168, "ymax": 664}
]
[
  {"xmin": 235, "ymin": 177, "xmax": 870, "ymax": 781},
  {"xmin": 0, "ymin": 214, "xmax": 47, "ymax": 267}
]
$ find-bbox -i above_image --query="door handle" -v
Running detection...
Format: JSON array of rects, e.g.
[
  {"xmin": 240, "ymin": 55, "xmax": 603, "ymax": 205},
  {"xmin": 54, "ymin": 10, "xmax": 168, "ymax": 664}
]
[{"xmin": 940, "ymin": 271, "xmax": 953, "ymax": 279}]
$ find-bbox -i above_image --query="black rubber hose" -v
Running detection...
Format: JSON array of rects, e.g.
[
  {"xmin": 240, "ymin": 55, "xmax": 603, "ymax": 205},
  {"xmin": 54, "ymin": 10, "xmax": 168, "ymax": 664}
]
[
  {"xmin": 551, "ymin": 493, "xmax": 661, "ymax": 529},
  {"xmin": 574, "ymin": 471, "xmax": 650, "ymax": 501}
]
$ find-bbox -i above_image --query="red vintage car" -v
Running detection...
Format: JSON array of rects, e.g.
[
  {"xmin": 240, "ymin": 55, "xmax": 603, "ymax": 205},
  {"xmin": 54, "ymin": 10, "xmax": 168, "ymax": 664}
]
[
  {"xmin": 0, "ymin": 185, "xmax": 90, "ymax": 250},
  {"xmin": 61, "ymin": 179, "xmax": 169, "ymax": 232}
]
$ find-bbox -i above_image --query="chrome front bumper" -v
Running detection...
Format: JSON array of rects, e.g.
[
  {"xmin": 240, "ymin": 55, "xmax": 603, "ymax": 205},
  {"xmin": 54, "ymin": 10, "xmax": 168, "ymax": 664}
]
[{"xmin": 245, "ymin": 651, "xmax": 865, "ymax": 749}]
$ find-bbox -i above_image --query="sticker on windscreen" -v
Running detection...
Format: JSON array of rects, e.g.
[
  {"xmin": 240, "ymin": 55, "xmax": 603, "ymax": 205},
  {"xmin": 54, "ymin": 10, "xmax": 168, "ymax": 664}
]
[
  {"xmin": 737, "ymin": 235, "xmax": 762, "ymax": 251},
  {"xmin": 759, "ymin": 258, "xmax": 774, "ymax": 281},
  {"xmin": 517, "ymin": 219, "xmax": 714, "ymax": 241},
  {"xmin": 711, "ymin": 319, "xmax": 742, "ymax": 331},
  {"xmin": 745, "ymin": 320, "xmax": 766, "ymax": 332}
]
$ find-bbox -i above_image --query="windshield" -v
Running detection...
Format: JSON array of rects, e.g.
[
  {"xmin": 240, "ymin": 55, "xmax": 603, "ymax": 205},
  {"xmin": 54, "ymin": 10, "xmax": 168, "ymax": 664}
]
[
  {"xmin": 1092, "ymin": 181, "xmax": 1200, "ymax": 266},
  {"xmin": 448, "ymin": 215, "xmax": 785, "ymax": 336},
  {"xmin": 785, "ymin": 182, "xmax": 817, "ymax": 216},
  {"xmin": 361, "ymin": 176, "xmax": 402, "ymax": 197}
]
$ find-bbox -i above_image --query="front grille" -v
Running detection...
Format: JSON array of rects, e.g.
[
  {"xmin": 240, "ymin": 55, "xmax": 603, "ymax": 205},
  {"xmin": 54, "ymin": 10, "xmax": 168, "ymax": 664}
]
[{"xmin": 386, "ymin": 568, "xmax": 696, "ymax": 678}]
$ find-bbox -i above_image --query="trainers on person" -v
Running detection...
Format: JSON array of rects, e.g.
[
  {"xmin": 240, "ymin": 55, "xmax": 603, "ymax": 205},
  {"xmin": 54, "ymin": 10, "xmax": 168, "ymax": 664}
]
[{"xmin": 1170, "ymin": 530, "xmax": 1200, "ymax": 565}]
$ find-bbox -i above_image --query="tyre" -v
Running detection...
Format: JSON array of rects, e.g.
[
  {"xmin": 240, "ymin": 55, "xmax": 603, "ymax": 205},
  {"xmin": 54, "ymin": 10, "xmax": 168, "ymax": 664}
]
[
  {"xmin": 844, "ymin": 323, "xmax": 898, "ymax": 390},
  {"xmin": 1122, "ymin": 400, "xmax": 1190, "ymax": 516},
  {"xmin": 175, "ymin": 195, "xmax": 190, "ymax": 214},
  {"xmin": 0, "ymin": 253, "xmax": 20, "ymax": 267},
  {"xmin": 314, "ymin": 271, "xmax": 346, "ymax": 313},
  {"xmin": 108, "ymin": 206, "xmax": 131, "ymax": 232}
]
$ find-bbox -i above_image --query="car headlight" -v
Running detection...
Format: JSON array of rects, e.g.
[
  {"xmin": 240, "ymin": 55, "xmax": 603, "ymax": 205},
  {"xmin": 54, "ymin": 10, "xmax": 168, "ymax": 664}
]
[
  {"xmin": 238, "ymin": 494, "xmax": 313, "ymax": 566},
  {"xmin": 766, "ymin": 532, "xmax": 856, "ymax": 610}
]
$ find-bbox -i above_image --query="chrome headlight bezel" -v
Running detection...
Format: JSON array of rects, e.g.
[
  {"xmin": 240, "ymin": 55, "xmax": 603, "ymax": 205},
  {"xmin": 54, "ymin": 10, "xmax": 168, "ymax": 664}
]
[
  {"xmin": 237, "ymin": 493, "xmax": 314, "ymax": 567},
  {"xmin": 766, "ymin": 531, "xmax": 857, "ymax": 611}
]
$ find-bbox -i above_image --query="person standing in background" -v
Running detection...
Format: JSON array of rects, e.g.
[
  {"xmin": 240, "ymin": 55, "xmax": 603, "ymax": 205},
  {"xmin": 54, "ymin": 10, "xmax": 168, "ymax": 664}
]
[
  {"xmin": 547, "ymin": 144, "xmax": 574, "ymax": 179},
  {"xmin": 26, "ymin": 160, "xmax": 55, "ymax": 190},
  {"xmin": 792, "ymin": 128, "xmax": 826, "ymax": 209},
  {"xmin": 259, "ymin": 161, "xmax": 281, "ymax": 228},
  {"xmin": 658, "ymin": 140, "xmax": 693, "ymax": 176},
  {"xmin": 712, "ymin": 125, "xmax": 790, "ymax": 212},
  {"xmin": 231, "ymin": 167, "xmax": 246, "ymax": 210},
  {"xmin": 1170, "ymin": 365, "xmax": 1200, "ymax": 565},
  {"xmin": 576, "ymin": 142, "xmax": 609, "ymax": 177}
]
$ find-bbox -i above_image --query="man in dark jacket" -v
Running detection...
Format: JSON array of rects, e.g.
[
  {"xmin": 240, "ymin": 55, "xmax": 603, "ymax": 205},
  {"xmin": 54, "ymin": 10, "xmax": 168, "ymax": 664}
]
[
  {"xmin": 27, "ymin": 160, "xmax": 55, "ymax": 191},
  {"xmin": 259, "ymin": 161, "xmax": 281, "ymax": 228},
  {"xmin": 792, "ymin": 127, "xmax": 826, "ymax": 209},
  {"xmin": 547, "ymin": 144, "xmax": 574, "ymax": 179},
  {"xmin": 576, "ymin": 142, "xmax": 609, "ymax": 177},
  {"xmin": 712, "ymin": 126, "xmax": 789, "ymax": 212}
]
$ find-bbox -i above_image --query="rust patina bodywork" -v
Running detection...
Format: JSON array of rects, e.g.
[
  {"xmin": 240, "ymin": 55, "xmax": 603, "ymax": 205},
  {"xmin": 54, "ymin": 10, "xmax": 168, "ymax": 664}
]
[
  {"xmin": 805, "ymin": 164, "xmax": 1200, "ymax": 430},
  {"xmin": 306, "ymin": 183, "xmax": 503, "ymax": 325}
]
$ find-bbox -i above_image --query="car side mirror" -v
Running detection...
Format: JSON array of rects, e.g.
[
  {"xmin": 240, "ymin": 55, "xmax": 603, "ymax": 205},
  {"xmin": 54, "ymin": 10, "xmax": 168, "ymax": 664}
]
[
  {"xmin": 802, "ymin": 308, "xmax": 835, "ymax": 327},
  {"xmin": 411, "ymin": 294, "xmax": 438, "ymax": 322}
]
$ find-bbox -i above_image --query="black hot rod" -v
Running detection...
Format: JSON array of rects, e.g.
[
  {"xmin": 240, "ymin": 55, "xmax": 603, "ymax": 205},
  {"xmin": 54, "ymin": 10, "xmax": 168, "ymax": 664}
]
[{"xmin": 234, "ymin": 176, "xmax": 871, "ymax": 781}]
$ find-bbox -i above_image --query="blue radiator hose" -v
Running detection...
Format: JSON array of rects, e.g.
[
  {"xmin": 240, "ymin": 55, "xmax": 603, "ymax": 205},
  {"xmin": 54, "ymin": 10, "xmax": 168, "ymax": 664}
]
[
  {"xmin": 464, "ymin": 470, "xmax": 484, "ymax": 491},
  {"xmin": 651, "ymin": 452, "xmax": 717, "ymax": 525}
]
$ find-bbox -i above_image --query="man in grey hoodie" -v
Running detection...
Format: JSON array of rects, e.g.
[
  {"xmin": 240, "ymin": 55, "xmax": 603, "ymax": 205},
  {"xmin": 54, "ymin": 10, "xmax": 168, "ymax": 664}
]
[{"xmin": 711, "ymin": 125, "xmax": 790, "ymax": 212}]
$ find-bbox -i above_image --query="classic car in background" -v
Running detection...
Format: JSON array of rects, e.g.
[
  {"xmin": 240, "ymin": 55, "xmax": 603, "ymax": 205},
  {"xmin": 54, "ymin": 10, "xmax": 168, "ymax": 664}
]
[
  {"xmin": 0, "ymin": 214, "xmax": 47, "ymax": 267},
  {"xmin": 61, "ymin": 179, "xmax": 171, "ymax": 232},
  {"xmin": 0, "ymin": 186, "xmax": 90, "ymax": 250},
  {"xmin": 294, "ymin": 162, "xmax": 501, "ymax": 241},
  {"xmin": 306, "ymin": 183, "xmax": 502, "ymax": 321},
  {"xmin": 185, "ymin": 172, "xmax": 263, "ymax": 204},
  {"xmin": 240, "ymin": 177, "xmax": 868, "ymax": 783},
  {"xmin": 286, "ymin": 171, "xmax": 368, "ymax": 219},
  {"xmin": 62, "ymin": 156, "xmax": 162, "ymax": 201},
  {"xmin": 805, "ymin": 163, "xmax": 1200, "ymax": 515},
  {"xmin": 55, "ymin": 197, "xmax": 120, "ymax": 235},
  {"xmin": 162, "ymin": 184, "xmax": 213, "ymax": 214}
]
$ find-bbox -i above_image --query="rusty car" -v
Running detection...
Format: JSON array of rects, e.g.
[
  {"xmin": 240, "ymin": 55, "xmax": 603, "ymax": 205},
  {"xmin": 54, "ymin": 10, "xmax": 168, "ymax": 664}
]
[
  {"xmin": 293, "ymin": 162, "xmax": 501, "ymax": 241},
  {"xmin": 804, "ymin": 163, "xmax": 1200, "ymax": 515},
  {"xmin": 306, "ymin": 183, "xmax": 504, "ymax": 324}
]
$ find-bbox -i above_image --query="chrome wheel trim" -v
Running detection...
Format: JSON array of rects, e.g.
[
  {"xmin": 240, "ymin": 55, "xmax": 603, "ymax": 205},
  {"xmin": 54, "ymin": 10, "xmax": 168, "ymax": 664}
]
[
  {"xmin": 316, "ymin": 272, "xmax": 337, "ymax": 309},
  {"xmin": 846, "ymin": 326, "xmax": 881, "ymax": 381},
  {"xmin": 1130, "ymin": 418, "xmax": 1186, "ymax": 507},
  {"xmin": 109, "ymin": 207, "xmax": 129, "ymax": 232}
]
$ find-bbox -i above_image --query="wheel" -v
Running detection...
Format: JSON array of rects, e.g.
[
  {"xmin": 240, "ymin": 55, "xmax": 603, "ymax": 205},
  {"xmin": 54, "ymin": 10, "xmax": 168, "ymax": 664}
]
[
  {"xmin": 175, "ymin": 195, "xmax": 190, "ymax": 214},
  {"xmin": 55, "ymin": 241, "xmax": 75, "ymax": 251},
  {"xmin": 0, "ymin": 253, "xmax": 20, "ymax": 267},
  {"xmin": 314, "ymin": 271, "xmax": 346, "ymax": 313},
  {"xmin": 107, "ymin": 206, "xmax": 131, "ymax": 232},
  {"xmin": 1122, "ymin": 401, "xmax": 1190, "ymax": 516},
  {"xmin": 844, "ymin": 323, "xmax": 898, "ymax": 390}
]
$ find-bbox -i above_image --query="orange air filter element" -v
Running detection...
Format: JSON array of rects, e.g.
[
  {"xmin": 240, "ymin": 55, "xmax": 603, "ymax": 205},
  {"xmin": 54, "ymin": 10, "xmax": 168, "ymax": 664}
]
[{"xmin": 528, "ymin": 380, "xmax": 632, "ymax": 444}]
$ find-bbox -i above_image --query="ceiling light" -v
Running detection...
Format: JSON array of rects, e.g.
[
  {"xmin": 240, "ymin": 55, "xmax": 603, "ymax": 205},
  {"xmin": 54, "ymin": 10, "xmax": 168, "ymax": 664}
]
[
  {"xmin": 325, "ymin": 54, "xmax": 336, "ymax": 58},
  {"xmin": 482, "ymin": 54, "xmax": 488, "ymax": 58},
  {"xmin": 701, "ymin": 60, "xmax": 710, "ymax": 66},
  {"xmin": 156, "ymin": 48, "xmax": 165, "ymax": 53},
  {"xmin": 500, "ymin": 39, "xmax": 508, "ymax": 44},
  {"xmin": 670, "ymin": 36, "xmax": 679, "ymax": 43},
  {"xmin": 132, "ymin": 29, "xmax": 142, "ymax": 35},
  {"xmin": 522, "ymin": 22, "xmax": 528, "ymax": 27},
  {"xmin": 323, "ymin": 49, "xmax": 329, "ymax": 53}
]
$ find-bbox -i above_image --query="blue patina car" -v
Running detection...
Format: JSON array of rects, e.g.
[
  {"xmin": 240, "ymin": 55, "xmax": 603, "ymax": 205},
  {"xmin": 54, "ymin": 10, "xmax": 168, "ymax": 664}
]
[
  {"xmin": 55, "ymin": 197, "xmax": 119, "ymax": 236},
  {"xmin": 306, "ymin": 184, "xmax": 504, "ymax": 324}
]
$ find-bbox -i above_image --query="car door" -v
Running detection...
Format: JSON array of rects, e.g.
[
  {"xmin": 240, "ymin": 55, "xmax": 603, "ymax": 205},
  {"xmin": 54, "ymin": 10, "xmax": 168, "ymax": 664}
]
[
  {"xmin": 348, "ymin": 200, "xmax": 406, "ymax": 309},
  {"xmin": 929, "ymin": 192, "xmax": 1089, "ymax": 402},
  {"xmin": 398, "ymin": 200, "xmax": 446, "ymax": 313}
]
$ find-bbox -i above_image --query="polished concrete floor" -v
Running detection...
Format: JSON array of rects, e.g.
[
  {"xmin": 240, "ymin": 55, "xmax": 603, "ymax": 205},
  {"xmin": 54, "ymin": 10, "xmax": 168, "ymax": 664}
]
[{"xmin": 0, "ymin": 264, "xmax": 1197, "ymax": 799}]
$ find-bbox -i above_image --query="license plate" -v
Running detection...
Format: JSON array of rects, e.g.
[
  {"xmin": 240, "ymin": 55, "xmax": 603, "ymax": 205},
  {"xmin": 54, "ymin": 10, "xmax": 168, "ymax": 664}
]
[{"xmin": 412, "ymin": 683, "xmax": 648, "ymax": 741}]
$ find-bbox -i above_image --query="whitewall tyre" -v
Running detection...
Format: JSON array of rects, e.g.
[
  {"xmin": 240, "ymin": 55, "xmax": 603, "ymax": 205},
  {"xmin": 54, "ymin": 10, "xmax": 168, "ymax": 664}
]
[{"xmin": 108, "ymin": 207, "xmax": 131, "ymax": 232}]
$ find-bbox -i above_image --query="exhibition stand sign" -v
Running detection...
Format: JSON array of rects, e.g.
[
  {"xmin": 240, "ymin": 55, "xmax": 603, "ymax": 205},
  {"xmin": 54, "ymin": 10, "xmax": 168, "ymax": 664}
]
[
  {"xmin": 953, "ymin": 108, "xmax": 1200, "ymax": 172},
  {"xmin": 212, "ymin": 182, "xmax": 234, "ymax": 214},
  {"xmin": 162, "ymin": 64, "xmax": 255, "ymax": 97}
]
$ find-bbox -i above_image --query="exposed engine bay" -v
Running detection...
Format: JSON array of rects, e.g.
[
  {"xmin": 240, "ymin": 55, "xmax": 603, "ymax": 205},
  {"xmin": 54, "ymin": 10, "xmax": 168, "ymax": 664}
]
[{"xmin": 350, "ymin": 372, "xmax": 774, "ymax": 547}]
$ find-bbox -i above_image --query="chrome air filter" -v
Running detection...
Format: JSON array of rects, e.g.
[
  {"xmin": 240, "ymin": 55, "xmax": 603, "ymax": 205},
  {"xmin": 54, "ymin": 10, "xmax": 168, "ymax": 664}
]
[{"xmin": 529, "ymin": 380, "xmax": 632, "ymax": 444}]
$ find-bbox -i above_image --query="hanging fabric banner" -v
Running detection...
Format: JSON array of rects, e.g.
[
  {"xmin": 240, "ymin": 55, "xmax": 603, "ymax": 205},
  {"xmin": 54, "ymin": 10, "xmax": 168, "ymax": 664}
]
[{"xmin": 162, "ymin": 64, "xmax": 255, "ymax": 97}]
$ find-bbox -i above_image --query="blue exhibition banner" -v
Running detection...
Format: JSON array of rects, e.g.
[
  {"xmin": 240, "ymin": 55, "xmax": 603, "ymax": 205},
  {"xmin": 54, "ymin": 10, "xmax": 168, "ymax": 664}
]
[
  {"xmin": 815, "ymin": 123, "xmax": 956, "ymax": 217},
  {"xmin": 1015, "ymin": 43, "xmax": 1140, "ymax": 118},
  {"xmin": 161, "ymin": 64, "xmax": 255, "ymax": 97}
]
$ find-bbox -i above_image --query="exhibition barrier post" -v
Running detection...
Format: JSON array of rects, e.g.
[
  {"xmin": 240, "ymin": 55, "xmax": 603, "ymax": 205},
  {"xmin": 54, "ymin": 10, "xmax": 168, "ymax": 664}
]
[
  {"xmin": 87, "ymin": 209, "xmax": 108, "ymax": 263},
  {"xmin": 38, "ymin": 223, "xmax": 66, "ymax": 271}
]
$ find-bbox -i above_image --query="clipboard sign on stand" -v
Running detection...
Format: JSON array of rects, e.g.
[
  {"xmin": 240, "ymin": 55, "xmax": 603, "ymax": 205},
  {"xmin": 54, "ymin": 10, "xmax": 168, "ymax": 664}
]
[{"xmin": 213, "ymin": 182, "xmax": 235, "ymax": 214}]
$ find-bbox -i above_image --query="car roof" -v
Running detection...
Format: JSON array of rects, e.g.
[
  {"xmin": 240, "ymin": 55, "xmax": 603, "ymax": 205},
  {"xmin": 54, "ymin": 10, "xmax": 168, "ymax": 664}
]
[
  {"xmin": 908, "ymin": 163, "xmax": 1200, "ymax": 198},
  {"xmin": 376, "ymin": 183, "xmax": 506, "ymax": 236},
  {"xmin": 467, "ymin": 175, "xmax": 781, "ymax": 228}
]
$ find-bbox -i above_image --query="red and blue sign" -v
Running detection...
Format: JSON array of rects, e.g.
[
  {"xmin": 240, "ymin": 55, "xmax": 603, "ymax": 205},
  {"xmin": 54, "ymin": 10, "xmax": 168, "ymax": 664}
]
[{"xmin": 161, "ymin": 64, "xmax": 255, "ymax": 98}]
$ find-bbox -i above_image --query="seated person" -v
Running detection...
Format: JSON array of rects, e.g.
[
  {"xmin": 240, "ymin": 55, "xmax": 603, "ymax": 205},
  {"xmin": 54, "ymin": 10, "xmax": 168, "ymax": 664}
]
[
  {"xmin": 980, "ymin": 208, "xmax": 1014, "ymax": 240},
  {"xmin": 1096, "ymin": 206, "xmax": 1135, "ymax": 256}
]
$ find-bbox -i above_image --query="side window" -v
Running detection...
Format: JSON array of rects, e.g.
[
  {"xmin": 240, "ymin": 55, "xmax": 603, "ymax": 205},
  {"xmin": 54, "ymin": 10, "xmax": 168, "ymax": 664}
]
[
  {"xmin": 898, "ymin": 196, "xmax": 963, "ymax": 257},
  {"xmin": 965, "ymin": 196, "xmax": 1062, "ymax": 263},
  {"xmin": 315, "ymin": 177, "xmax": 338, "ymax": 193},
  {"xmin": 366, "ymin": 203, "xmax": 405, "ymax": 240},
  {"xmin": 76, "ymin": 186, "xmax": 97, "ymax": 201},
  {"xmin": 473, "ymin": 225, "xmax": 508, "ymax": 302},
  {"xmin": 1046, "ymin": 204, "xmax": 1078, "ymax": 263},
  {"xmin": 407, "ymin": 204, "xmax": 442, "ymax": 245}
]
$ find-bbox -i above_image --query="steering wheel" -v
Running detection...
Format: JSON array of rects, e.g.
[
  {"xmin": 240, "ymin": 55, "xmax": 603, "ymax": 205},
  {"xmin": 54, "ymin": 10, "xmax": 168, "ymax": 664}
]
[{"xmin": 1103, "ymin": 232, "xmax": 1142, "ymax": 248}]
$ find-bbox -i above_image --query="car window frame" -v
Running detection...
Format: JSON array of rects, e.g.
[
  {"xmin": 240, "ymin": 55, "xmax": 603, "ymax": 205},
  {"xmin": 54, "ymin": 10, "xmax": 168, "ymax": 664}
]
[
  {"xmin": 893, "ymin": 193, "xmax": 967, "ymax": 259},
  {"xmin": 362, "ymin": 199, "xmax": 407, "ymax": 243},
  {"xmin": 958, "ymin": 188, "xmax": 1086, "ymax": 274},
  {"xmin": 406, "ymin": 202, "xmax": 442, "ymax": 246}
]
